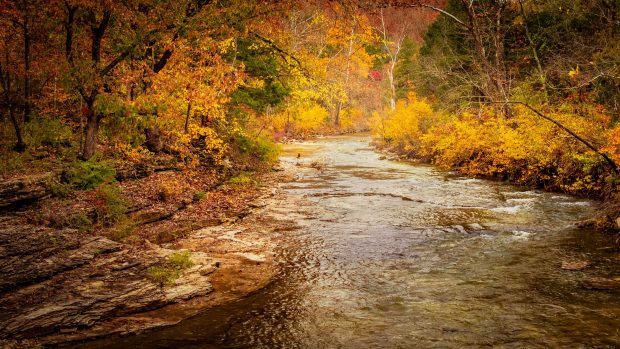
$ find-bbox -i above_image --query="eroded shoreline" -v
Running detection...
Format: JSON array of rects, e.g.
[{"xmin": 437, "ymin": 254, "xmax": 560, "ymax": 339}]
[{"xmin": 0, "ymin": 163, "xmax": 304, "ymax": 348}]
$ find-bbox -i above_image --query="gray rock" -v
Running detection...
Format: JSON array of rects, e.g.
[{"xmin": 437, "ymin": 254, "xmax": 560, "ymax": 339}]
[{"xmin": 0, "ymin": 173, "xmax": 54, "ymax": 210}]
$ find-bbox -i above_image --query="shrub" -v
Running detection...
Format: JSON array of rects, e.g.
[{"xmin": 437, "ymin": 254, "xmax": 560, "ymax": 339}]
[
  {"xmin": 25, "ymin": 117, "xmax": 73, "ymax": 148},
  {"xmin": 156, "ymin": 179, "xmax": 180, "ymax": 202},
  {"xmin": 94, "ymin": 184, "xmax": 127, "ymax": 226},
  {"xmin": 271, "ymin": 102, "xmax": 329, "ymax": 135},
  {"xmin": 193, "ymin": 191, "xmax": 206, "ymax": 201},
  {"xmin": 147, "ymin": 266, "xmax": 179, "ymax": 286},
  {"xmin": 168, "ymin": 251, "xmax": 194, "ymax": 270},
  {"xmin": 49, "ymin": 211, "xmax": 93, "ymax": 232},
  {"xmin": 65, "ymin": 212, "xmax": 94, "ymax": 232},
  {"xmin": 109, "ymin": 218, "xmax": 137, "ymax": 241},
  {"xmin": 47, "ymin": 178, "xmax": 73, "ymax": 198},
  {"xmin": 0, "ymin": 152, "xmax": 25, "ymax": 174},
  {"xmin": 372, "ymin": 97, "xmax": 617, "ymax": 196},
  {"xmin": 64, "ymin": 159, "xmax": 117, "ymax": 190},
  {"xmin": 370, "ymin": 93, "xmax": 438, "ymax": 156},
  {"xmin": 235, "ymin": 133, "xmax": 280, "ymax": 164}
]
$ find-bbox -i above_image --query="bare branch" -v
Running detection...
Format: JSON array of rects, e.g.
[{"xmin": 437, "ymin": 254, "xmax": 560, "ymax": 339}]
[{"xmin": 470, "ymin": 100, "xmax": 619, "ymax": 174}]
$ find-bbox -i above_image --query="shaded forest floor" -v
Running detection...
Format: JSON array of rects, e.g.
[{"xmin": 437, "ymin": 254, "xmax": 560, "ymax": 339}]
[{"xmin": 0, "ymin": 153, "xmax": 300, "ymax": 347}]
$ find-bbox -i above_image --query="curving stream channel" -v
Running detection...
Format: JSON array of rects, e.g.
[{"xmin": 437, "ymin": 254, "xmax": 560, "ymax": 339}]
[{"xmin": 85, "ymin": 136, "xmax": 619, "ymax": 348}]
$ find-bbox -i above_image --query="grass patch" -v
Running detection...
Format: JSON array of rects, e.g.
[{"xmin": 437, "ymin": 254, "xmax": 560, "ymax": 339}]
[
  {"xmin": 65, "ymin": 212, "xmax": 94, "ymax": 232},
  {"xmin": 168, "ymin": 251, "xmax": 194, "ymax": 269},
  {"xmin": 147, "ymin": 251, "xmax": 194, "ymax": 286},
  {"xmin": 235, "ymin": 133, "xmax": 281, "ymax": 164},
  {"xmin": 109, "ymin": 218, "xmax": 137, "ymax": 241},
  {"xmin": 228, "ymin": 171, "xmax": 255, "ymax": 186},
  {"xmin": 147, "ymin": 266, "xmax": 179, "ymax": 286},
  {"xmin": 193, "ymin": 191, "xmax": 206, "ymax": 202}
]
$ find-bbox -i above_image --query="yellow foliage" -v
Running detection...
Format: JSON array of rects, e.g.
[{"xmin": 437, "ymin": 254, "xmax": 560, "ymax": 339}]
[
  {"xmin": 602, "ymin": 127, "xmax": 620, "ymax": 166},
  {"xmin": 272, "ymin": 102, "xmax": 329, "ymax": 135},
  {"xmin": 568, "ymin": 65, "xmax": 580, "ymax": 79},
  {"xmin": 372, "ymin": 97, "xmax": 617, "ymax": 196},
  {"xmin": 371, "ymin": 93, "xmax": 436, "ymax": 155},
  {"xmin": 340, "ymin": 107, "xmax": 367, "ymax": 132}
]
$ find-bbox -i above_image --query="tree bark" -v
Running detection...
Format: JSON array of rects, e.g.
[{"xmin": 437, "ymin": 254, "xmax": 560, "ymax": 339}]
[
  {"xmin": 334, "ymin": 103, "xmax": 341, "ymax": 127},
  {"xmin": 145, "ymin": 125, "xmax": 163, "ymax": 153},
  {"xmin": 73, "ymin": 8, "xmax": 110, "ymax": 160},
  {"xmin": 0, "ymin": 43, "xmax": 26, "ymax": 152},
  {"xmin": 21, "ymin": 0, "xmax": 32, "ymax": 123},
  {"xmin": 378, "ymin": 9, "xmax": 402, "ymax": 111},
  {"xmin": 8, "ymin": 105, "xmax": 26, "ymax": 152},
  {"xmin": 80, "ymin": 102, "xmax": 99, "ymax": 160}
]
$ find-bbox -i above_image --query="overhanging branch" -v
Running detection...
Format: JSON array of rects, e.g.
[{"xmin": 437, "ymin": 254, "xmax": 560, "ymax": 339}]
[
  {"xmin": 477, "ymin": 100, "xmax": 619, "ymax": 174},
  {"xmin": 251, "ymin": 32, "xmax": 310, "ymax": 78}
]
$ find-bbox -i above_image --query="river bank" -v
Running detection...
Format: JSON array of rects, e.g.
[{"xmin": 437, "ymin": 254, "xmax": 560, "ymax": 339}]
[{"xmin": 0, "ymin": 160, "xmax": 303, "ymax": 348}]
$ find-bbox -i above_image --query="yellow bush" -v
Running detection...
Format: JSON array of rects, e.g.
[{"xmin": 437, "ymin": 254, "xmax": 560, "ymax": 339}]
[
  {"xmin": 371, "ymin": 93, "xmax": 437, "ymax": 155},
  {"xmin": 272, "ymin": 102, "xmax": 329, "ymax": 136},
  {"xmin": 340, "ymin": 107, "xmax": 367, "ymax": 132},
  {"xmin": 373, "ymin": 97, "xmax": 617, "ymax": 196},
  {"xmin": 602, "ymin": 127, "xmax": 620, "ymax": 166}
]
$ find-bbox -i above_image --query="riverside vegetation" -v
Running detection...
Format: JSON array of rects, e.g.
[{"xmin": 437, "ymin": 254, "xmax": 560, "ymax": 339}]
[
  {"xmin": 368, "ymin": 0, "xmax": 620, "ymax": 232},
  {"xmin": 0, "ymin": 0, "xmax": 618, "ymax": 346}
]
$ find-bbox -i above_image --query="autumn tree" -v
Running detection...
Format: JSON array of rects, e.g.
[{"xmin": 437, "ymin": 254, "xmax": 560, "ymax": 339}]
[
  {"xmin": 368, "ymin": 5, "xmax": 438, "ymax": 109},
  {"xmin": 0, "ymin": 8, "xmax": 27, "ymax": 151},
  {"xmin": 0, "ymin": 0, "xmax": 44, "ymax": 151},
  {"xmin": 262, "ymin": 2, "xmax": 378, "ymax": 132}
]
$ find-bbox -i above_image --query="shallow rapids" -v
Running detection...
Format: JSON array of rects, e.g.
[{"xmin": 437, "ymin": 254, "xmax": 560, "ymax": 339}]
[{"xmin": 80, "ymin": 136, "xmax": 620, "ymax": 348}]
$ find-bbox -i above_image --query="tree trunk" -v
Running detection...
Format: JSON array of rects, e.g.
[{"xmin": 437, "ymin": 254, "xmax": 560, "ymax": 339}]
[
  {"xmin": 518, "ymin": 0, "xmax": 548, "ymax": 104},
  {"xmin": 80, "ymin": 104, "xmax": 99, "ymax": 160},
  {"xmin": 22, "ymin": 0, "xmax": 32, "ymax": 123},
  {"xmin": 379, "ymin": 9, "xmax": 399, "ymax": 111},
  {"xmin": 8, "ymin": 105, "xmax": 26, "ymax": 152},
  {"xmin": 462, "ymin": 1, "xmax": 511, "ymax": 116},
  {"xmin": 145, "ymin": 125, "xmax": 163, "ymax": 153},
  {"xmin": 335, "ymin": 104, "xmax": 341, "ymax": 128},
  {"xmin": 0, "ymin": 46, "xmax": 25, "ymax": 152},
  {"xmin": 388, "ymin": 60, "xmax": 397, "ymax": 110},
  {"xmin": 463, "ymin": 2, "xmax": 495, "ymax": 97}
]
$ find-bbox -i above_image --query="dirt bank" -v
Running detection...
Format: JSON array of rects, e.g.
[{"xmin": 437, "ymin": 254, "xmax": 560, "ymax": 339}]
[{"xmin": 0, "ymin": 164, "xmax": 300, "ymax": 348}]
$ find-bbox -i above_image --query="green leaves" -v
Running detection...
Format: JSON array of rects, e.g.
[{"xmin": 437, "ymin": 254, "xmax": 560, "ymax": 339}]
[{"xmin": 63, "ymin": 158, "xmax": 116, "ymax": 190}]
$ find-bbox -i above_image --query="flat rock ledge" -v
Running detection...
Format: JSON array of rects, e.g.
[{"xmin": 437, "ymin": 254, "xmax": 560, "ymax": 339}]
[{"xmin": 0, "ymin": 220, "xmax": 216, "ymax": 345}]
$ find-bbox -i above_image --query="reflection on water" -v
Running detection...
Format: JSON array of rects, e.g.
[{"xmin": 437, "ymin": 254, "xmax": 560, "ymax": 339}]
[{"xmin": 80, "ymin": 136, "xmax": 620, "ymax": 348}]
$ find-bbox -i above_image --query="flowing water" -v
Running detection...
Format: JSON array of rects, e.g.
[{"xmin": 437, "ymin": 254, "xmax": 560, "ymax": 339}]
[{"xmin": 87, "ymin": 136, "xmax": 620, "ymax": 348}]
